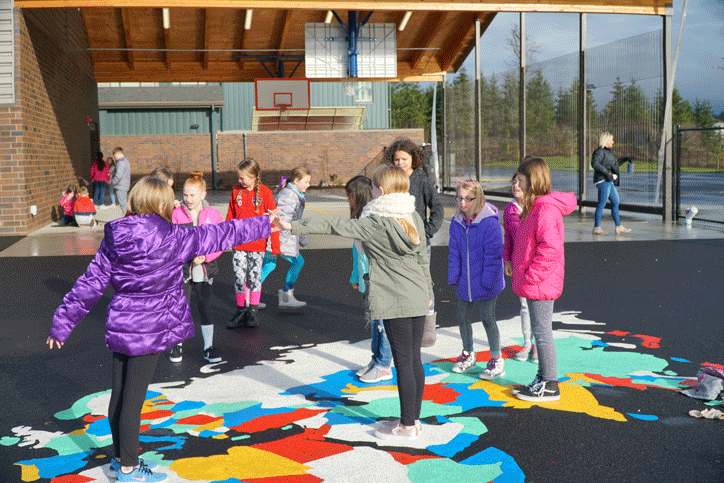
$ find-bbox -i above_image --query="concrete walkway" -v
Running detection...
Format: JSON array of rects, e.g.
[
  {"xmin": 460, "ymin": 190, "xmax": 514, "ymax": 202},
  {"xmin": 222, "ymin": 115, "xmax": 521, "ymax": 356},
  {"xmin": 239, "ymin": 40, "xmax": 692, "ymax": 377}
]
[{"xmin": 2, "ymin": 192, "xmax": 722, "ymax": 257}]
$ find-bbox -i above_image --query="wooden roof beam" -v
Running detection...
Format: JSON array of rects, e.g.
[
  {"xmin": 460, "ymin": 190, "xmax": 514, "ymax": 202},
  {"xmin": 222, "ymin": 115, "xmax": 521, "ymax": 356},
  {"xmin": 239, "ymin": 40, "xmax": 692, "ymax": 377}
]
[
  {"xmin": 439, "ymin": 12, "xmax": 479, "ymax": 73},
  {"xmin": 276, "ymin": 10, "xmax": 291, "ymax": 56},
  {"xmin": 409, "ymin": 11, "xmax": 449, "ymax": 71},
  {"xmin": 120, "ymin": 8, "xmax": 134, "ymax": 70},
  {"xmin": 15, "ymin": 1, "xmax": 670, "ymax": 16},
  {"xmin": 202, "ymin": 8, "xmax": 209, "ymax": 70}
]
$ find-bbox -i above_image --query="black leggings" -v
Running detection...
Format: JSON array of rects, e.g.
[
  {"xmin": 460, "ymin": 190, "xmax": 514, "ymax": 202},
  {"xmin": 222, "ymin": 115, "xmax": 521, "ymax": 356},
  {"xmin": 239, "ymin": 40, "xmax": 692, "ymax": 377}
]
[
  {"xmin": 383, "ymin": 316, "xmax": 425, "ymax": 426},
  {"xmin": 184, "ymin": 281, "xmax": 213, "ymax": 327},
  {"xmin": 109, "ymin": 352, "xmax": 160, "ymax": 467}
]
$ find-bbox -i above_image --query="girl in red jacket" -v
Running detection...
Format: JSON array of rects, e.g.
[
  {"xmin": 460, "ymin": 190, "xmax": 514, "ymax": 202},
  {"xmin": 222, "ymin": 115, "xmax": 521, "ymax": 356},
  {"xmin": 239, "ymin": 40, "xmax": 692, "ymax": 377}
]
[
  {"xmin": 170, "ymin": 172, "xmax": 224, "ymax": 364},
  {"xmin": 226, "ymin": 158, "xmax": 280, "ymax": 328},
  {"xmin": 510, "ymin": 157, "xmax": 576, "ymax": 402}
]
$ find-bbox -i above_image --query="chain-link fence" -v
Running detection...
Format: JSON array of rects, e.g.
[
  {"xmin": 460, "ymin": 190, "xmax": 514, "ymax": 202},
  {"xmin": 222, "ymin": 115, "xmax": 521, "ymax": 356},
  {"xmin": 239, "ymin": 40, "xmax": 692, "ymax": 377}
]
[
  {"xmin": 675, "ymin": 126, "xmax": 724, "ymax": 226},
  {"xmin": 444, "ymin": 30, "xmax": 665, "ymax": 213}
]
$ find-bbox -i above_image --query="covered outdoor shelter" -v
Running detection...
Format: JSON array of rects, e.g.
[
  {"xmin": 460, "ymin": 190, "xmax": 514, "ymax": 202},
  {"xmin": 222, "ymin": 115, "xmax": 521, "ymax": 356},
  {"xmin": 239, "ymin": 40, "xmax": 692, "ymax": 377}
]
[{"xmin": 2, "ymin": 0, "xmax": 671, "ymax": 236}]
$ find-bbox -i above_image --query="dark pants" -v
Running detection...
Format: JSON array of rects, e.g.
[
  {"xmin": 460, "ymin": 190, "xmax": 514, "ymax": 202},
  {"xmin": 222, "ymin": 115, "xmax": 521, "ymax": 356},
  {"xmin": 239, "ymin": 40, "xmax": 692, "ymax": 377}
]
[
  {"xmin": 109, "ymin": 351, "xmax": 160, "ymax": 467},
  {"xmin": 383, "ymin": 316, "xmax": 425, "ymax": 426},
  {"xmin": 184, "ymin": 281, "xmax": 214, "ymax": 326}
]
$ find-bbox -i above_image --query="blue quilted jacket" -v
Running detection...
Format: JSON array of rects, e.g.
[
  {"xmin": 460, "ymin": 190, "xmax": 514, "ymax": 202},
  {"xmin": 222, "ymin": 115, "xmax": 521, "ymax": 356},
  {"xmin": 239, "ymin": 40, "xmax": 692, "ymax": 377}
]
[{"xmin": 448, "ymin": 202, "xmax": 505, "ymax": 302}]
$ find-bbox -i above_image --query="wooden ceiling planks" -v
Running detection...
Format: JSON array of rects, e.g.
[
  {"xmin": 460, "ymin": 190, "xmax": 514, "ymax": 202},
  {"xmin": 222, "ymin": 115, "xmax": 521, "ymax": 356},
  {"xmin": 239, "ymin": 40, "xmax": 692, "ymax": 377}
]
[{"xmin": 16, "ymin": 0, "xmax": 669, "ymax": 82}]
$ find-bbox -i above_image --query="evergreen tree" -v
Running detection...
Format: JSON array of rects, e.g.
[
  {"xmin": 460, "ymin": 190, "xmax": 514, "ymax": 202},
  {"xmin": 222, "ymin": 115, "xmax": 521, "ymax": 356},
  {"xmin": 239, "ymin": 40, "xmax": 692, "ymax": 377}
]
[
  {"xmin": 390, "ymin": 82, "xmax": 429, "ymax": 130},
  {"xmin": 526, "ymin": 69, "xmax": 555, "ymax": 140}
]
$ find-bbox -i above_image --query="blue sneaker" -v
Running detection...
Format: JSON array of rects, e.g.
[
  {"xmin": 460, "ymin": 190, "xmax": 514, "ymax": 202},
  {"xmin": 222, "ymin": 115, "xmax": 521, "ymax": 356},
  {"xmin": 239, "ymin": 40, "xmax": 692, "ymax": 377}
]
[
  {"xmin": 110, "ymin": 458, "xmax": 158, "ymax": 473},
  {"xmin": 117, "ymin": 464, "xmax": 166, "ymax": 482}
]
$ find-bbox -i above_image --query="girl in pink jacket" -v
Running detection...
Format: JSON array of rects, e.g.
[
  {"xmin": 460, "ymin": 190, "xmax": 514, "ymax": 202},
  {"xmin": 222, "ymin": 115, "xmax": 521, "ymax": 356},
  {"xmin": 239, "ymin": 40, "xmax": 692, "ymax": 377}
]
[
  {"xmin": 170, "ymin": 172, "xmax": 225, "ymax": 365},
  {"xmin": 510, "ymin": 157, "xmax": 577, "ymax": 402}
]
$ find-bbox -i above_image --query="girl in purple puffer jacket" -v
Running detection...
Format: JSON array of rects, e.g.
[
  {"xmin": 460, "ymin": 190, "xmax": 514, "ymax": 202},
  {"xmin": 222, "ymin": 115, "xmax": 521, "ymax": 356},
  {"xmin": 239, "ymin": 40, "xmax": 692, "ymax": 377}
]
[
  {"xmin": 448, "ymin": 179, "xmax": 505, "ymax": 380},
  {"xmin": 46, "ymin": 176, "xmax": 274, "ymax": 482}
]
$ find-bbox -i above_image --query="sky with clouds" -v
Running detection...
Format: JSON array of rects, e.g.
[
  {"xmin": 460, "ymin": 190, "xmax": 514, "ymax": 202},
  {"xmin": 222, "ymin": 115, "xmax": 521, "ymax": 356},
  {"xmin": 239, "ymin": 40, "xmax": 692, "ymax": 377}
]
[{"xmin": 460, "ymin": 1, "xmax": 724, "ymax": 115}]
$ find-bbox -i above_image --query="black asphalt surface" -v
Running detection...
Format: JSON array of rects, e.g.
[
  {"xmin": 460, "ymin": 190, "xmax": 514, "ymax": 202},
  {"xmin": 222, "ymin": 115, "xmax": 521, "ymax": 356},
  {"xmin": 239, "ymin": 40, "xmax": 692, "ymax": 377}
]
[{"xmin": 1, "ymin": 239, "xmax": 724, "ymax": 482}]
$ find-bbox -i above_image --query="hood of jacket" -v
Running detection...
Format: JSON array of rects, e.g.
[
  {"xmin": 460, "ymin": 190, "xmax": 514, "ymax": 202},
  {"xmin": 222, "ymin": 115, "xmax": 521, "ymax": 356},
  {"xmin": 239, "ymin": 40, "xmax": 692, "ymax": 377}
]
[
  {"xmin": 104, "ymin": 214, "xmax": 172, "ymax": 263},
  {"xmin": 532, "ymin": 192, "xmax": 577, "ymax": 217},
  {"xmin": 361, "ymin": 192, "xmax": 419, "ymax": 254},
  {"xmin": 179, "ymin": 198, "xmax": 210, "ymax": 217},
  {"xmin": 452, "ymin": 201, "xmax": 499, "ymax": 226}
]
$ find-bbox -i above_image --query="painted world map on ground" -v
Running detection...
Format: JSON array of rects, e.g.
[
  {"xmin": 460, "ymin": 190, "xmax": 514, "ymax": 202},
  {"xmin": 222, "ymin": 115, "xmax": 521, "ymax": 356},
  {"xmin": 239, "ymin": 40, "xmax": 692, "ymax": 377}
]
[{"xmin": 2, "ymin": 311, "xmax": 710, "ymax": 483}]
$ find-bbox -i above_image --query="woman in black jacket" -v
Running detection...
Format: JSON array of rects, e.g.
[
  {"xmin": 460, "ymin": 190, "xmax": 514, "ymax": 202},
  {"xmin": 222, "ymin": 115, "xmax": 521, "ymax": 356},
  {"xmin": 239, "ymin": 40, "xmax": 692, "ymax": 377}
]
[{"xmin": 591, "ymin": 132, "xmax": 633, "ymax": 235}]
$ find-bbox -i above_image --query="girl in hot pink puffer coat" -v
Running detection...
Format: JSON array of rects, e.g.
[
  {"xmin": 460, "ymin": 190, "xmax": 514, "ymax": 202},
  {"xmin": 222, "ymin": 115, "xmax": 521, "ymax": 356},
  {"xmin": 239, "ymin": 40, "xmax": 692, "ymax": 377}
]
[{"xmin": 510, "ymin": 158, "xmax": 577, "ymax": 403}]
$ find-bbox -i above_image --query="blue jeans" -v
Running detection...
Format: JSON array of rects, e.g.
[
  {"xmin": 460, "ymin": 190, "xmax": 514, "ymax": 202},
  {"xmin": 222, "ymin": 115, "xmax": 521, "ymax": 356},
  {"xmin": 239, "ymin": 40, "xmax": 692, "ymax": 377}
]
[
  {"xmin": 456, "ymin": 296, "xmax": 500, "ymax": 355},
  {"xmin": 370, "ymin": 319, "xmax": 393, "ymax": 368},
  {"xmin": 594, "ymin": 181, "xmax": 621, "ymax": 227},
  {"xmin": 93, "ymin": 181, "xmax": 105, "ymax": 206},
  {"xmin": 109, "ymin": 187, "xmax": 116, "ymax": 205}
]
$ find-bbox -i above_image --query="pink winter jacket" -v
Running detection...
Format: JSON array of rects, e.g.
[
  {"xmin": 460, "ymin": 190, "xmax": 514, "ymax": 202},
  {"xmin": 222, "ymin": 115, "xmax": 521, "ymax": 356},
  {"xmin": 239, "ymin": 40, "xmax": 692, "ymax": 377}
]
[{"xmin": 511, "ymin": 192, "xmax": 577, "ymax": 301}]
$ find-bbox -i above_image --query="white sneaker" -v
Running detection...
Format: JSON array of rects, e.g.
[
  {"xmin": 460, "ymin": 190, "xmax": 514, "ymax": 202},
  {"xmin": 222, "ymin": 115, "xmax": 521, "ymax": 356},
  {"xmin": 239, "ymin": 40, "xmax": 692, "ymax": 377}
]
[
  {"xmin": 451, "ymin": 351, "xmax": 476, "ymax": 373},
  {"xmin": 515, "ymin": 346, "xmax": 531, "ymax": 361},
  {"xmin": 359, "ymin": 366, "xmax": 393, "ymax": 383},
  {"xmin": 479, "ymin": 357, "xmax": 505, "ymax": 380},
  {"xmin": 279, "ymin": 289, "xmax": 306, "ymax": 310},
  {"xmin": 531, "ymin": 346, "xmax": 539, "ymax": 364},
  {"xmin": 356, "ymin": 360, "xmax": 375, "ymax": 377}
]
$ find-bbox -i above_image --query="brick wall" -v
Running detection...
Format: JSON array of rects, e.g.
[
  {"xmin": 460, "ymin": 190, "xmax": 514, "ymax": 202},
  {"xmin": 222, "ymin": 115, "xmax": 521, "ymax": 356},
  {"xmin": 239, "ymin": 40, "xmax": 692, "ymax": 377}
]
[
  {"xmin": 101, "ymin": 134, "xmax": 212, "ymax": 189},
  {"xmin": 99, "ymin": 129, "xmax": 424, "ymax": 192},
  {"xmin": 0, "ymin": 9, "xmax": 98, "ymax": 236},
  {"xmin": 217, "ymin": 130, "xmax": 425, "ymax": 190}
]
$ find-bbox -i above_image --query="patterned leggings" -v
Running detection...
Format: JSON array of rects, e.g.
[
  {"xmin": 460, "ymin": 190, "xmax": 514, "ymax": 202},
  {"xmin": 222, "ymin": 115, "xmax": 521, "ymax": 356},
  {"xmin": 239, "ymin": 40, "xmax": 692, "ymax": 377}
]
[{"xmin": 232, "ymin": 250, "xmax": 265, "ymax": 294}]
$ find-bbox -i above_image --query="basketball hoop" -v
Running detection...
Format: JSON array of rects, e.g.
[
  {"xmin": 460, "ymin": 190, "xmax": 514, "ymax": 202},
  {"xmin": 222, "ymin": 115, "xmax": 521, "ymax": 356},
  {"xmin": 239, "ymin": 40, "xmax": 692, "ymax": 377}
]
[
  {"xmin": 343, "ymin": 78, "xmax": 356, "ymax": 97},
  {"xmin": 278, "ymin": 104, "xmax": 290, "ymax": 121}
]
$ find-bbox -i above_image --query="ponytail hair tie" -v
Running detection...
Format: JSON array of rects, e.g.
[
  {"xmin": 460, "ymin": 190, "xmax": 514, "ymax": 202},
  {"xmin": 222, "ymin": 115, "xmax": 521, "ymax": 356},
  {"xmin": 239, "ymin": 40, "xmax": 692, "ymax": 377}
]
[{"xmin": 277, "ymin": 176, "xmax": 288, "ymax": 188}]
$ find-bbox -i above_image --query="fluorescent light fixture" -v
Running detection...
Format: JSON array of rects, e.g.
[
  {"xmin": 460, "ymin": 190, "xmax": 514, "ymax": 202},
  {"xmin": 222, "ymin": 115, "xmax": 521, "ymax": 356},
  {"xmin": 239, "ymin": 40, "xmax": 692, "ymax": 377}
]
[
  {"xmin": 162, "ymin": 8, "xmax": 170, "ymax": 29},
  {"xmin": 245, "ymin": 9, "xmax": 253, "ymax": 30},
  {"xmin": 324, "ymin": 10, "xmax": 334, "ymax": 24},
  {"xmin": 399, "ymin": 11, "xmax": 412, "ymax": 31}
]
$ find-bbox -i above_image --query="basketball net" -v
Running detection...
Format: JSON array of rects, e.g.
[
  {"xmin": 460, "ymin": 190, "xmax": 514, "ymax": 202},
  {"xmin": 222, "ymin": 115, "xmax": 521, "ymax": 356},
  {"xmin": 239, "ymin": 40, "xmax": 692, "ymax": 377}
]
[
  {"xmin": 279, "ymin": 104, "xmax": 290, "ymax": 121},
  {"xmin": 343, "ymin": 79, "xmax": 355, "ymax": 97}
]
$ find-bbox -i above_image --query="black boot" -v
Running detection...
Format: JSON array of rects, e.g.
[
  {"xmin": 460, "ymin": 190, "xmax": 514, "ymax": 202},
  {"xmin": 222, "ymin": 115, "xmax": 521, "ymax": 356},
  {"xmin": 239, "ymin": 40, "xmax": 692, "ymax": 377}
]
[
  {"xmin": 246, "ymin": 305, "xmax": 260, "ymax": 327},
  {"xmin": 226, "ymin": 306, "xmax": 248, "ymax": 329}
]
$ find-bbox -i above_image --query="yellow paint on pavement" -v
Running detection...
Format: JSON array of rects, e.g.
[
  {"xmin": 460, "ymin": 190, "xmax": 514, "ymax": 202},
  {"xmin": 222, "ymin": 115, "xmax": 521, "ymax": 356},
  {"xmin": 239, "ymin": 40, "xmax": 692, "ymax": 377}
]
[{"xmin": 171, "ymin": 446, "xmax": 311, "ymax": 480}]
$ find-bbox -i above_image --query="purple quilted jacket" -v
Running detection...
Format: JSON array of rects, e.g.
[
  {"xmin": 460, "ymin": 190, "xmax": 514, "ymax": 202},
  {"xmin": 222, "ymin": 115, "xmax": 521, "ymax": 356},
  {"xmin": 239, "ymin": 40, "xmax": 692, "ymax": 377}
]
[{"xmin": 49, "ymin": 213, "xmax": 271, "ymax": 356}]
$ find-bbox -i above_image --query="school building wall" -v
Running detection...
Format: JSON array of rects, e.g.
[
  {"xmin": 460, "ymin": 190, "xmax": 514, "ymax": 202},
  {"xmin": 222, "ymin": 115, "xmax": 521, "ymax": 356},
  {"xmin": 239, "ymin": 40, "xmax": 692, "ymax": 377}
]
[
  {"xmin": 100, "ymin": 129, "xmax": 424, "ymax": 191},
  {"xmin": 0, "ymin": 9, "xmax": 98, "ymax": 236}
]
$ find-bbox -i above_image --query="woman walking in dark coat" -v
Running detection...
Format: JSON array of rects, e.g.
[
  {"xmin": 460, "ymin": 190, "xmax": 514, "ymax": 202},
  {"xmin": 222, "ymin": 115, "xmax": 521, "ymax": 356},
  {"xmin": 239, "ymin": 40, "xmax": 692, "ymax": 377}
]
[{"xmin": 591, "ymin": 132, "xmax": 633, "ymax": 235}]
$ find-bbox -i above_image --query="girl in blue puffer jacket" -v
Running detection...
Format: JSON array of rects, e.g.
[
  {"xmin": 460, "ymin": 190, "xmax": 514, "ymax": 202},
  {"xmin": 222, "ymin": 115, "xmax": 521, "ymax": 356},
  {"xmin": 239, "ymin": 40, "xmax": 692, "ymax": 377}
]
[
  {"xmin": 448, "ymin": 179, "xmax": 506, "ymax": 380},
  {"xmin": 46, "ymin": 176, "xmax": 275, "ymax": 483}
]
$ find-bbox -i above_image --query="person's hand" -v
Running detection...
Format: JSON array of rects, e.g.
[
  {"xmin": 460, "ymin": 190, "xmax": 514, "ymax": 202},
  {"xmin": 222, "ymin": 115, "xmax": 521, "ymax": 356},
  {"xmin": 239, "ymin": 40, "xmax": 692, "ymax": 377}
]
[
  {"xmin": 351, "ymin": 283, "xmax": 359, "ymax": 290},
  {"xmin": 192, "ymin": 255, "xmax": 205, "ymax": 265},
  {"xmin": 46, "ymin": 337, "xmax": 63, "ymax": 349},
  {"xmin": 267, "ymin": 209, "xmax": 292, "ymax": 232},
  {"xmin": 504, "ymin": 261, "xmax": 513, "ymax": 277},
  {"xmin": 173, "ymin": 199, "xmax": 181, "ymax": 209}
]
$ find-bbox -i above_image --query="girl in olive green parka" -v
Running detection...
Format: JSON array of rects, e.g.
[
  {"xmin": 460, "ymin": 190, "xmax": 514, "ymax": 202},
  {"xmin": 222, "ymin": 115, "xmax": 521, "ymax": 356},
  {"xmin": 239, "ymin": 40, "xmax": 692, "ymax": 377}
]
[{"xmin": 282, "ymin": 166, "xmax": 432, "ymax": 441}]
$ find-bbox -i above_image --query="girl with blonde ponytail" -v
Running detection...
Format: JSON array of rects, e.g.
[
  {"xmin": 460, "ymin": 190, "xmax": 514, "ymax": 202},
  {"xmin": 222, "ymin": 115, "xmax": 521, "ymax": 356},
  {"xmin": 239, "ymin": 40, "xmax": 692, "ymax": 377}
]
[{"xmin": 279, "ymin": 165, "xmax": 433, "ymax": 441}]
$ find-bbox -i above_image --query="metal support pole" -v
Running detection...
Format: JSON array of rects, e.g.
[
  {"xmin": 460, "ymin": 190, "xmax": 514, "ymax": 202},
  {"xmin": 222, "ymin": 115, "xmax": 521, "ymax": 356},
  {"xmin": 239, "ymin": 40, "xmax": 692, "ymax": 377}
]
[
  {"xmin": 474, "ymin": 18, "xmax": 482, "ymax": 181},
  {"xmin": 210, "ymin": 106, "xmax": 219, "ymax": 189},
  {"xmin": 519, "ymin": 13, "xmax": 526, "ymax": 161},
  {"xmin": 661, "ymin": 7, "xmax": 675, "ymax": 221},
  {"xmin": 442, "ymin": 72, "xmax": 448, "ymax": 189},
  {"xmin": 348, "ymin": 11, "xmax": 358, "ymax": 77},
  {"xmin": 577, "ymin": 13, "xmax": 587, "ymax": 208}
]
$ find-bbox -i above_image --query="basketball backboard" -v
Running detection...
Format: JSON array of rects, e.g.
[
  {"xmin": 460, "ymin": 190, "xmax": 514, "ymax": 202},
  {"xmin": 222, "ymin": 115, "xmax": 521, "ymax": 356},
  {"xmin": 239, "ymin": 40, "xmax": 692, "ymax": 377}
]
[{"xmin": 255, "ymin": 79, "xmax": 311, "ymax": 111}]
